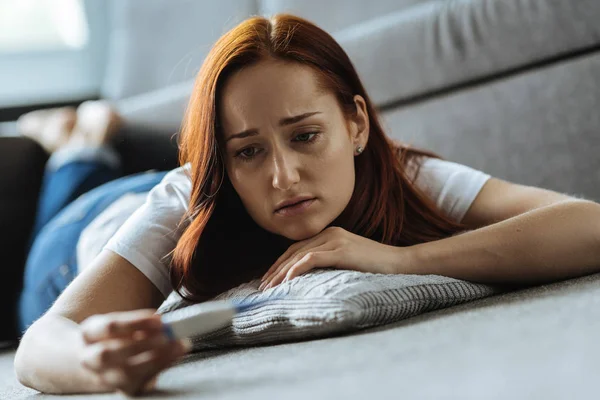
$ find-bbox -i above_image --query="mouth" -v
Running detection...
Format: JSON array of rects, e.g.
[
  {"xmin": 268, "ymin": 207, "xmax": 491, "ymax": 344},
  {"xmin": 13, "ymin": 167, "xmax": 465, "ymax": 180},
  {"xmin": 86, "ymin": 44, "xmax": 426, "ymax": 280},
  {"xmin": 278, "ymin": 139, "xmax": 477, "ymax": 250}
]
[{"xmin": 274, "ymin": 198, "xmax": 317, "ymax": 216}]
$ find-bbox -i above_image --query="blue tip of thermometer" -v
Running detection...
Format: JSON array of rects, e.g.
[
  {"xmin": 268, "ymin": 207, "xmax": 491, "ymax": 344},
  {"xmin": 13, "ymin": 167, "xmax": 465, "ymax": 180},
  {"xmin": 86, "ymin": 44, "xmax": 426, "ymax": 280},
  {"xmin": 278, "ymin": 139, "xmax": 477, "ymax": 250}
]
[{"xmin": 161, "ymin": 297, "xmax": 279, "ymax": 340}]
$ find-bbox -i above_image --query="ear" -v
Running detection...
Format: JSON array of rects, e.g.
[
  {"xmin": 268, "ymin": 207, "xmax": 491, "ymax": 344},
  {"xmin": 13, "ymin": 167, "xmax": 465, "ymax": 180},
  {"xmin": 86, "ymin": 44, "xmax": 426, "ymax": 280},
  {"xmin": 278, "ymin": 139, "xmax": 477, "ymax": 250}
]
[{"xmin": 350, "ymin": 95, "xmax": 369, "ymax": 149}]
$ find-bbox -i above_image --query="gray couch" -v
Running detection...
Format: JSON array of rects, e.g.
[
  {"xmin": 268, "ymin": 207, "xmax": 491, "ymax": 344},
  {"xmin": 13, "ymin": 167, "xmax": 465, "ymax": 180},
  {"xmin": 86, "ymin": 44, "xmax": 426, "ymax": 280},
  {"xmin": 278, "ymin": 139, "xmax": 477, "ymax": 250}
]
[{"xmin": 2, "ymin": 0, "xmax": 600, "ymax": 398}]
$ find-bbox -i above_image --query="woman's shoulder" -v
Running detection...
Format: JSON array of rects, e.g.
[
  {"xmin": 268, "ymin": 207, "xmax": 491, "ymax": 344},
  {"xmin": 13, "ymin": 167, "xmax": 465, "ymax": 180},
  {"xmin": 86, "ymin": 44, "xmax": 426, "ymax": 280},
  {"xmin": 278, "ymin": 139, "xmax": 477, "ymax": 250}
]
[
  {"xmin": 161, "ymin": 163, "xmax": 192, "ymax": 187},
  {"xmin": 402, "ymin": 153, "xmax": 491, "ymax": 222},
  {"xmin": 147, "ymin": 163, "xmax": 192, "ymax": 208},
  {"xmin": 403, "ymin": 153, "xmax": 440, "ymax": 183},
  {"xmin": 403, "ymin": 152, "xmax": 486, "ymax": 184}
]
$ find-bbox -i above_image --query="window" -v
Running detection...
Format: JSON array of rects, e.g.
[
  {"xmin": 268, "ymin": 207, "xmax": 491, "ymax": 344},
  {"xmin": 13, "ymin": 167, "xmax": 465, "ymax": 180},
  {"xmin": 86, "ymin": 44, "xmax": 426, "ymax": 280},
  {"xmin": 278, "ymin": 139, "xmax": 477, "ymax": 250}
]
[
  {"xmin": 0, "ymin": 0, "xmax": 106, "ymax": 109},
  {"xmin": 0, "ymin": 0, "xmax": 89, "ymax": 53}
]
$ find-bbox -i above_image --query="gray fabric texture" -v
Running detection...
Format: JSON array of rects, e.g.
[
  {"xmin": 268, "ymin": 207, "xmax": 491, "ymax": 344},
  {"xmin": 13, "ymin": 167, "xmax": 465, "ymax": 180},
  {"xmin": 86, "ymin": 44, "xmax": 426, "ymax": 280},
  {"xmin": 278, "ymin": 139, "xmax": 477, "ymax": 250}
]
[
  {"xmin": 101, "ymin": 0, "xmax": 256, "ymax": 99},
  {"xmin": 101, "ymin": 0, "xmax": 430, "ymax": 100},
  {"xmin": 115, "ymin": 80, "xmax": 192, "ymax": 133},
  {"xmin": 113, "ymin": 0, "xmax": 600, "ymax": 134},
  {"xmin": 157, "ymin": 270, "xmax": 502, "ymax": 350},
  {"xmin": 339, "ymin": 0, "xmax": 600, "ymax": 107},
  {"xmin": 259, "ymin": 0, "xmax": 431, "ymax": 33},
  {"xmin": 3, "ymin": 272, "xmax": 599, "ymax": 399},
  {"xmin": 381, "ymin": 50, "xmax": 600, "ymax": 202}
]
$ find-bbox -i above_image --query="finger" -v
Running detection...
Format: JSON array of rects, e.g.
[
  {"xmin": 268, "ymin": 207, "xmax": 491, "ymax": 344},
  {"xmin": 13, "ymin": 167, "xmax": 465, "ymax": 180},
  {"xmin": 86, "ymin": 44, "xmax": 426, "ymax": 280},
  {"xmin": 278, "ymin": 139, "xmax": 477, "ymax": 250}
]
[
  {"xmin": 261, "ymin": 234, "xmax": 326, "ymax": 285},
  {"xmin": 264, "ymin": 243, "xmax": 335, "ymax": 289},
  {"xmin": 100, "ymin": 339, "xmax": 188, "ymax": 395},
  {"xmin": 261, "ymin": 241, "xmax": 303, "ymax": 281},
  {"xmin": 115, "ymin": 375, "xmax": 158, "ymax": 396},
  {"xmin": 260, "ymin": 228, "xmax": 340, "ymax": 289},
  {"xmin": 260, "ymin": 248, "xmax": 308, "ymax": 290},
  {"xmin": 81, "ymin": 310, "xmax": 162, "ymax": 343},
  {"xmin": 141, "ymin": 375, "xmax": 158, "ymax": 393},
  {"xmin": 262, "ymin": 230, "xmax": 331, "ymax": 282},
  {"xmin": 265, "ymin": 251, "xmax": 323, "ymax": 289},
  {"xmin": 283, "ymin": 249, "xmax": 340, "ymax": 283},
  {"xmin": 81, "ymin": 333, "xmax": 171, "ymax": 371}
]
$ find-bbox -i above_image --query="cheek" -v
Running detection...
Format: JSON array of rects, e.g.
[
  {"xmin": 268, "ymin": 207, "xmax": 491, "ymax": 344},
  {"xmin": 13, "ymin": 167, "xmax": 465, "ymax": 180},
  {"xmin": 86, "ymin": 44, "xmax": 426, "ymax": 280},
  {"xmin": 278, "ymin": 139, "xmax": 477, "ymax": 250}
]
[
  {"xmin": 319, "ymin": 136, "xmax": 353, "ymax": 177},
  {"xmin": 327, "ymin": 155, "xmax": 355, "ymax": 194},
  {"xmin": 229, "ymin": 168, "xmax": 250, "ymax": 196},
  {"xmin": 306, "ymin": 138, "xmax": 355, "ymax": 211},
  {"xmin": 228, "ymin": 167, "xmax": 262, "ymax": 210},
  {"xmin": 230, "ymin": 167, "xmax": 244, "ymax": 186}
]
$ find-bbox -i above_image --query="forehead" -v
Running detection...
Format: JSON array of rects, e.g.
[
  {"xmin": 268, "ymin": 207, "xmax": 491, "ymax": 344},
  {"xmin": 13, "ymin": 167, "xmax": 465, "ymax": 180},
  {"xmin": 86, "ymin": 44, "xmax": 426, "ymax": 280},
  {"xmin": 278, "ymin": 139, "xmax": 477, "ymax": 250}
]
[{"xmin": 218, "ymin": 60, "xmax": 335, "ymax": 133}]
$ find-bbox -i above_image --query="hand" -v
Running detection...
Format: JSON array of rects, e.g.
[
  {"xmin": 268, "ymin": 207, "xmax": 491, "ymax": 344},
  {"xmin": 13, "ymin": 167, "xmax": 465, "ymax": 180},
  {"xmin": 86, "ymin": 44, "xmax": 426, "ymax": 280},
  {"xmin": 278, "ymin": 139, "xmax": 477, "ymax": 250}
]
[
  {"xmin": 259, "ymin": 226, "xmax": 407, "ymax": 290},
  {"xmin": 79, "ymin": 309, "xmax": 191, "ymax": 396}
]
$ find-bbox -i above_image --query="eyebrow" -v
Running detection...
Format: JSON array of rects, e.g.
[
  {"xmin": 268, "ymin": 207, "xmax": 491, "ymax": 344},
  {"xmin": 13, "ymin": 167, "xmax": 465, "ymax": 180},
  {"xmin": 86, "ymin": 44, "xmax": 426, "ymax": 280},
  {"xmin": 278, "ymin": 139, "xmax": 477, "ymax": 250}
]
[{"xmin": 225, "ymin": 111, "xmax": 322, "ymax": 143}]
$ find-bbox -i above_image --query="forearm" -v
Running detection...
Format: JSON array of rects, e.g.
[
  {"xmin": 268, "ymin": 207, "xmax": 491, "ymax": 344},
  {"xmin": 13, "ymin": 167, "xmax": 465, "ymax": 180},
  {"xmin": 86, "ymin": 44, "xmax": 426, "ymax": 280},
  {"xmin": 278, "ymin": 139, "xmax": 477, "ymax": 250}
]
[
  {"xmin": 404, "ymin": 200, "xmax": 600, "ymax": 285},
  {"xmin": 14, "ymin": 314, "xmax": 108, "ymax": 394}
]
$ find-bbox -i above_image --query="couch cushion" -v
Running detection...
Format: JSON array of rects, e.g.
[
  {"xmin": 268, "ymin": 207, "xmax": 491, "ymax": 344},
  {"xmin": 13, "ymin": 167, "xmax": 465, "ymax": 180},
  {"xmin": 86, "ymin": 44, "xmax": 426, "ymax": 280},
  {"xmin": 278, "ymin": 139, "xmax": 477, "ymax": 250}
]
[
  {"xmin": 101, "ymin": 0, "xmax": 257, "ymax": 100},
  {"xmin": 103, "ymin": 0, "xmax": 430, "ymax": 101},
  {"xmin": 381, "ymin": 50, "xmax": 600, "ymax": 202},
  {"xmin": 339, "ymin": 0, "xmax": 600, "ymax": 107},
  {"xmin": 157, "ymin": 269, "xmax": 503, "ymax": 350},
  {"xmin": 114, "ymin": 0, "xmax": 600, "ymax": 135},
  {"xmin": 259, "ymin": 0, "xmax": 431, "ymax": 33}
]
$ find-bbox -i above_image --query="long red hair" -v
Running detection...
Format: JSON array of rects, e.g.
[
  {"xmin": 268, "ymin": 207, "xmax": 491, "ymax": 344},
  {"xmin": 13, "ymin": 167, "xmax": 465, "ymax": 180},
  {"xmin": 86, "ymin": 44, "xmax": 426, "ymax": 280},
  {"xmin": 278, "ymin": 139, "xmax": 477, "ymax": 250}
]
[{"xmin": 170, "ymin": 14, "xmax": 467, "ymax": 301}]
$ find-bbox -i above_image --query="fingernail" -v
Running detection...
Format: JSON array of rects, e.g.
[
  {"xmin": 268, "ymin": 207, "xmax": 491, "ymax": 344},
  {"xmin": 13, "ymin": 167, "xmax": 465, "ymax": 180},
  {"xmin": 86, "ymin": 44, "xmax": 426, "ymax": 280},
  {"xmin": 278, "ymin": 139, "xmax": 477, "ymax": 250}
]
[{"xmin": 180, "ymin": 338, "xmax": 193, "ymax": 352}]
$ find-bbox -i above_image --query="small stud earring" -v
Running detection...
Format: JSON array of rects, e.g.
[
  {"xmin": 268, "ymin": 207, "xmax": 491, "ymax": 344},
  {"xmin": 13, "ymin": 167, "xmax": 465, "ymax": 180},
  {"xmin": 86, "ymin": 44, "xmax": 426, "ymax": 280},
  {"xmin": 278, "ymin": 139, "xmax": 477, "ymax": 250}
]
[{"xmin": 355, "ymin": 146, "xmax": 364, "ymax": 155}]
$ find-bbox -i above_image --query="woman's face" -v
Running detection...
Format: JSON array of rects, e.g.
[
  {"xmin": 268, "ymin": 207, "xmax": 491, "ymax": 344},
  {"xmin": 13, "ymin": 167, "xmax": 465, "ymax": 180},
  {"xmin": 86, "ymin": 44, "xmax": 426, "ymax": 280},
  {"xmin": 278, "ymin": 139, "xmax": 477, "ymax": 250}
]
[{"xmin": 219, "ymin": 59, "xmax": 369, "ymax": 241}]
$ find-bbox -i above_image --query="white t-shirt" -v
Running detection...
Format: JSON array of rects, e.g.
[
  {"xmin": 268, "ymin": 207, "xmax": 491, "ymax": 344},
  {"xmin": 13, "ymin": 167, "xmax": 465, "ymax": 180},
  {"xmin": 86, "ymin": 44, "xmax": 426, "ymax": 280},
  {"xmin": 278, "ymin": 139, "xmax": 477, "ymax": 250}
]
[{"xmin": 97, "ymin": 157, "xmax": 490, "ymax": 297}]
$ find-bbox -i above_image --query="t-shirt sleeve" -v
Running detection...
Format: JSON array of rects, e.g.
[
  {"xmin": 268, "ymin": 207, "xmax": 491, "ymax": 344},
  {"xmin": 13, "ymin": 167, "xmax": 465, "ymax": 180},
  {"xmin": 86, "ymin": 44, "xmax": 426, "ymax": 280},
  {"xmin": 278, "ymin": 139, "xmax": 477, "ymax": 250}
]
[
  {"xmin": 409, "ymin": 157, "xmax": 491, "ymax": 223},
  {"xmin": 104, "ymin": 164, "xmax": 192, "ymax": 297}
]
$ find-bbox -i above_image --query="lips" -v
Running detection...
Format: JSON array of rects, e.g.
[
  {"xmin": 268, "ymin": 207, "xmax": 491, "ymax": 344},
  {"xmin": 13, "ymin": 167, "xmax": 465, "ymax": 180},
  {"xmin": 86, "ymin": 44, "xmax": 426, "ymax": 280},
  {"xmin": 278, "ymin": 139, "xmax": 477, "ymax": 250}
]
[
  {"xmin": 274, "ymin": 198, "xmax": 316, "ymax": 217},
  {"xmin": 280, "ymin": 199, "xmax": 309, "ymax": 209},
  {"xmin": 274, "ymin": 196, "xmax": 316, "ymax": 213}
]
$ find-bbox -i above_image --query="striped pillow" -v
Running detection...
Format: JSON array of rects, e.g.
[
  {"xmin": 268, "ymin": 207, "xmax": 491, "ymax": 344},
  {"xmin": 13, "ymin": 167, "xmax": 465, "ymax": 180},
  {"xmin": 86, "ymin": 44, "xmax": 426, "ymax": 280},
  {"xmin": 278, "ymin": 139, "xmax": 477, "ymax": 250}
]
[{"xmin": 157, "ymin": 269, "xmax": 502, "ymax": 350}]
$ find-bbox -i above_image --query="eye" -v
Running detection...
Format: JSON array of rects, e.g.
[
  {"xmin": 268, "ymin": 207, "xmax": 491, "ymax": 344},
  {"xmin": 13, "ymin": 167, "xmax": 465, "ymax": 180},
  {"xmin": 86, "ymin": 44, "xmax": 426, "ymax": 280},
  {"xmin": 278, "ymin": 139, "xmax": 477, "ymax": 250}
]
[
  {"xmin": 293, "ymin": 132, "xmax": 319, "ymax": 143},
  {"xmin": 235, "ymin": 146, "xmax": 260, "ymax": 162},
  {"xmin": 234, "ymin": 132, "xmax": 320, "ymax": 162}
]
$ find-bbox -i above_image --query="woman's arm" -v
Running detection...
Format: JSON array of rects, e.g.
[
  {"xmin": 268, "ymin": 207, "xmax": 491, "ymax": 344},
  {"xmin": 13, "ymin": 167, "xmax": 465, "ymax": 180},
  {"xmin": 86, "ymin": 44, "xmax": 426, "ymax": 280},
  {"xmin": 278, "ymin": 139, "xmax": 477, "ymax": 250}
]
[
  {"xmin": 14, "ymin": 250, "xmax": 174, "ymax": 394},
  {"xmin": 401, "ymin": 179, "xmax": 600, "ymax": 284},
  {"xmin": 15, "ymin": 313, "xmax": 106, "ymax": 393}
]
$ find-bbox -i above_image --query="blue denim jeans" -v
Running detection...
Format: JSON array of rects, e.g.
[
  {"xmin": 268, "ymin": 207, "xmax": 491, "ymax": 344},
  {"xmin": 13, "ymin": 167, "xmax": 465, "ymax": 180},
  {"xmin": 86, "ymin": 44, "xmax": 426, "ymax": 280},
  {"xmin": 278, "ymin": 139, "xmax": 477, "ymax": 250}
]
[{"xmin": 18, "ymin": 146, "xmax": 167, "ymax": 333}]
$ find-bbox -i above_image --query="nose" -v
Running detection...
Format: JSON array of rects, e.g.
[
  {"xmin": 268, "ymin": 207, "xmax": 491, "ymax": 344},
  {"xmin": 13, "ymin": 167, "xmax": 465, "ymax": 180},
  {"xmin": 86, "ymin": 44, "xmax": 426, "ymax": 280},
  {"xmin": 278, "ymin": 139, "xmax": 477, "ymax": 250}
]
[{"xmin": 271, "ymin": 149, "xmax": 300, "ymax": 191}]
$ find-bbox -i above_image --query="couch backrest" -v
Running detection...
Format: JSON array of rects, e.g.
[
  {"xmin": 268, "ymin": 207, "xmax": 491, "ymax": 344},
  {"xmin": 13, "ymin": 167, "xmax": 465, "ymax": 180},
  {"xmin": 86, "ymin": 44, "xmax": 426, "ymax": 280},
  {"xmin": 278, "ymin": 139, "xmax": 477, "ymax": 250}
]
[
  {"xmin": 107, "ymin": 0, "xmax": 600, "ymax": 201},
  {"xmin": 101, "ymin": 0, "xmax": 429, "ymax": 100}
]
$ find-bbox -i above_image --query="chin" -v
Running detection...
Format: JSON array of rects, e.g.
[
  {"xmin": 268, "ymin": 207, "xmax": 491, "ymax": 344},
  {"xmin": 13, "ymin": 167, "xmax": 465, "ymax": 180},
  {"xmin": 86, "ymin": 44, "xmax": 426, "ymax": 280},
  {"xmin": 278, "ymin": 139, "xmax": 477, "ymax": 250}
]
[{"xmin": 276, "ymin": 220, "xmax": 327, "ymax": 241}]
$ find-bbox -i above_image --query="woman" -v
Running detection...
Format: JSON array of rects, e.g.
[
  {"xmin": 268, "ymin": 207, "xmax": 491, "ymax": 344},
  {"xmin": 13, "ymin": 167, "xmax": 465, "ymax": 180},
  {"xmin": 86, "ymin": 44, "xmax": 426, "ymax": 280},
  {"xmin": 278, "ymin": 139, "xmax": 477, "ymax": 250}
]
[{"xmin": 14, "ymin": 14, "xmax": 600, "ymax": 396}]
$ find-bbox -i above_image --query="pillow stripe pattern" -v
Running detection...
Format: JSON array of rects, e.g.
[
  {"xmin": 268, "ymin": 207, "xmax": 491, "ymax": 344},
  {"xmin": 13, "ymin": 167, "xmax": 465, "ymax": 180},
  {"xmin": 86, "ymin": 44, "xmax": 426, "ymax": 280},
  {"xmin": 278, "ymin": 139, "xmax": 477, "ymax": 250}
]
[{"xmin": 157, "ymin": 269, "xmax": 502, "ymax": 351}]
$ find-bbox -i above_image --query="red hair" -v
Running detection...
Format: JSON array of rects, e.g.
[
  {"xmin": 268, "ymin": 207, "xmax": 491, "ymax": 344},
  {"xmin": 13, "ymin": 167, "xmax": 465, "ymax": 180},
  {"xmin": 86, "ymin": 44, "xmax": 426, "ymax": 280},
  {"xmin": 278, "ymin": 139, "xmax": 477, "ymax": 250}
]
[{"xmin": 171, "ymin": 14, "xmax": 467, "ymax": 301}]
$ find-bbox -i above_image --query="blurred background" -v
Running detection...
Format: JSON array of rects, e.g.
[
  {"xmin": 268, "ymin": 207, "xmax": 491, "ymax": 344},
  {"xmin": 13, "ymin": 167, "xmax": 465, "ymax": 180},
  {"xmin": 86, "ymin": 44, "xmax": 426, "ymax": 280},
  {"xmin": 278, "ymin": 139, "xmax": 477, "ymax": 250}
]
[
  {"xmin": 2, "ymin": 0, "xmax": 599, "ymax": 145},
  {"xmin": 0, "ymin": 0, "xmax": 434, "ymax": 134}
]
